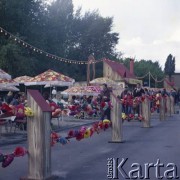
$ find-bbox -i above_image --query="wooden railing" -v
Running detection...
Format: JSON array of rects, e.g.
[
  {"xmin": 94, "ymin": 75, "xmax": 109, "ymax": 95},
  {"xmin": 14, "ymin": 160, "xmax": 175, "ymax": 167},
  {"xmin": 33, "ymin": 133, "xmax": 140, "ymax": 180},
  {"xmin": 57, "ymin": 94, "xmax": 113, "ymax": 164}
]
[{"xmin": 110, "ymin": 93, "xmax": 175, "ymax": 142}]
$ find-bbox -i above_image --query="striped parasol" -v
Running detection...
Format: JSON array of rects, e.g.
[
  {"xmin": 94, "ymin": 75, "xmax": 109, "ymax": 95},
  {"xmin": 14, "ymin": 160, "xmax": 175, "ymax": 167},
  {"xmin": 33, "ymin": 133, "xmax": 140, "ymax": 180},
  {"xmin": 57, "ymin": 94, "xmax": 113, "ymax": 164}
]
[
  {"xmin": 0, "ymin": 69, "xmax": 11, "ymax": 80},
  {"xmin": 0, "ymin": 78, "xmax": 19, "ymax": 87},
  {"xmin": 61, "ymin": 86, "xmax": 102, "ymax": 96},
  {"xmin": 90, "ymin": 77, "xmax": 116, "ymax": 85},
  {"xmin": 14, "ymin": 76, "xmax": 32, "ymax": 84},
  {"xmin": 25, "ymin": 69, "xmax": 75, "ymax": 86}
]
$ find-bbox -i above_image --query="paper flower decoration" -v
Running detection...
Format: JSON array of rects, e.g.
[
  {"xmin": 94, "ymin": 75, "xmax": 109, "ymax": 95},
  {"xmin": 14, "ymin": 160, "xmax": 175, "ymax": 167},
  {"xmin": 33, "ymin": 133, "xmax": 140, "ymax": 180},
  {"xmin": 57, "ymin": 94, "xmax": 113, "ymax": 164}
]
[
  {"xmin": 68, "ymin": 130, "xmax": 74, "ymax": 138},
  {"xmin": 103, "ymin": 119, "xmax": 111, "ymax": 130},
  {"xmin": 122, "ymin": 113, "xmax": 126, "ymax": 120},
  {"xmin": 75, "ymin": 131, "xmax": 84, "ymax": 141},
  {"xmin": 57, "ymin": 137, "xmax": 69, "ymax": 145},
  {"xmin": 89, "ymin": 127, "xmax": 94, "ymax": 137},
  {"xmin": 84, "ymin": 129, "xmax": 91, "ymax": 138},
  {"xmin": 13, "ymin": 147, "xmax": 27, "ymax": 157},
  {"xmin": 98, "ymin": 121, "xmax": 104, "ymax": 129},
  {"xmin": 24, "ymin": 107, "xmax": 34, "ymax": 117},
  {"xmin": 51, "ymin": 132, "xmax": 60, "ymax": 146},
  {"xmin": 92, "ymin": 122, "xmax": 99, "ymax": 134},
  {"xmin": 2, "ymin": 154, "xmax": 15, "ymax": 168},
  {"xmin": 79, "ymin": 126, "xmax": 86, "ymax": 134},
  {"xmin": 128, "ymin": 114, "xmax": 134, "ymax": 120},
  {"xmin": 103, "ymin": 119, "xmax": 111, "ymax": 124}
]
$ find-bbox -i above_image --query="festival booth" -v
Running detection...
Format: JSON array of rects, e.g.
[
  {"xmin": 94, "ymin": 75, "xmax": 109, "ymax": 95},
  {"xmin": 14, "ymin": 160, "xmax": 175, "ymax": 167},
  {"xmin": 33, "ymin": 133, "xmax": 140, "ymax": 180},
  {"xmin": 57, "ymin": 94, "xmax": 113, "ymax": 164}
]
[
  {"xmin": 61, "ymin": 86, "xmax": 102, "ymax": 119},
  {"xmin": 13, "ymin": 76, "xmax": 32, "ymax": 93},
  {"xmin": 0, "ymin": 85, "xmax": 19, "ymax": 92},
  {"xmin": 14, "ymin": 76, "xmax": 32, "ymax": 84},
  {"xmin": 61, "ymin": 85, "xmax": 101, "ymax": 96},
  {"xmin": 90, "ymin": 77, "xmax": 124, "ymax": 96},
  {"xmin": 0, "ymin": 78, "xmax": 19, "ymax": 88},
  {"xmin": 0, "ymin": 69, "xmax": 19, "ymax": 91},
  {"xmin": 0, "ymin": 69, "xmax": 11, "ymax": 80},
  {"xmin": 89, "ymin": 77, "xmax": 116, "ymax": 86},
  {"xmin": 24, "ymin": 69, "xmax": 75, "ymax": 87},
  {"xmin": 24, "ymin": 69, "xmax": 75, "ymax": 125}
]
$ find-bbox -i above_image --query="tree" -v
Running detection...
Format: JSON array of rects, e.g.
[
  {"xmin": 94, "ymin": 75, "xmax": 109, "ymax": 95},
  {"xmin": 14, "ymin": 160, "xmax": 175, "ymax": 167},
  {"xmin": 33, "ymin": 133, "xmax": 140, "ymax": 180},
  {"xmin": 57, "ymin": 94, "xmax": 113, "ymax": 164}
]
[
  {"xmin": 0, "ymin": 0, "xmax": 120, "ymax": 80},
  {"xmin": 164, "ymin": 54, "xmax": 175, "ymax": 81},
  {"xmin": 121, "ymin": 58, "xmax": 164, "ymax": 87}
]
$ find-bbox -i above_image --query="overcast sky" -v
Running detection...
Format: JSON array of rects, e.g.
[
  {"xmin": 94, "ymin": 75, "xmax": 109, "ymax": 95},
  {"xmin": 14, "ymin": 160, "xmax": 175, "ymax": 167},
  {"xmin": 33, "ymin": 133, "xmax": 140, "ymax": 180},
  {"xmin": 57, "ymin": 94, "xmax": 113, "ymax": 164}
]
[{"xmin": 73, "ymin": 0, "xmax": 180, "ymax": 72}]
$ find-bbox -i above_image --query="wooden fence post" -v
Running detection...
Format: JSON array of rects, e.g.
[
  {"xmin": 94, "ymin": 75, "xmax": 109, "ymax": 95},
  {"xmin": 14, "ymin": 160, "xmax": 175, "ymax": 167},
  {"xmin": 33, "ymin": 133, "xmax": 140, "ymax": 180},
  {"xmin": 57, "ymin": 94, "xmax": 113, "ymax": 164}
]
[
  {"xmin": 109, "ymin": 93, "xmax": 123, "ymax": 143},
  {"xmin": 170, "ymin": 95, "xmax": 175, "ymax": 115},
  {"xmin": 160, "ymin": 97, "xmax": 165, "ymax": 121},
  {"xmin": 166, "ymin": 96, "xmax": 171, "ymax": 117},
  {"xmin": 142, "ymin": 97, "xmax": 151, "ymax": 128},
  {"xmin": 22, "ymin": 90, "xmax": 54, "ymax": 180}
]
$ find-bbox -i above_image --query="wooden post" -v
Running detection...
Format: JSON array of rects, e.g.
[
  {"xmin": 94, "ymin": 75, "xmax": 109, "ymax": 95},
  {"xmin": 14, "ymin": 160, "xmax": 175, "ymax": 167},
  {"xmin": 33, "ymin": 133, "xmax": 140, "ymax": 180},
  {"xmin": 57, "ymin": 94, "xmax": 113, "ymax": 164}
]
[
  {"xmin": 170, "ymin": 95, "xmax": 175, "ymax": 115},
  {"xmin": 160, "ymin": 97, "xmax": 165, "ymax": 121},
  {"xmin": 109, "ymin": 93, "xmax": 123, "ymax": 143},
  {"xmin": 22, "ymin": 90, "xmax": 54, "ymax": 180},
  {"xmin": 142, "ymin": 97, "xmax": 151, "ymax": 128},
  {"xmin": 166, "ymin": 96, "xmax": 171, "ymax": 117}
]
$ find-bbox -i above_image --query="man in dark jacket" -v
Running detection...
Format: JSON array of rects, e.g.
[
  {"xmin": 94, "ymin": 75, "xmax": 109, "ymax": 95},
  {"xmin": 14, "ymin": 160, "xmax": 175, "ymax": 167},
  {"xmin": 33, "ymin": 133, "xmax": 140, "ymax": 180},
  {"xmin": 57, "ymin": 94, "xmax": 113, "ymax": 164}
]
[
  {"xmin": 100, "ymin": 83, "xmax": 112, "ymax": 99},
  {"xmin": 133, "ymin": 83, "xmax": 145, "ymax": 116},
  {"xmin": 133, "ymin": 83, "xmax": 145, "ymax": 97}
]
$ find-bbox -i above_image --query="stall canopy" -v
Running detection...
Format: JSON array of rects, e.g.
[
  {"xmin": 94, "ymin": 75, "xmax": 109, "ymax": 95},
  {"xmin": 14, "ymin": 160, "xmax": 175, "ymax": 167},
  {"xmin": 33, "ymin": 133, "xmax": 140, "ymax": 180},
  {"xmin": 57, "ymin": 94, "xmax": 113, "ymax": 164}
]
[
  {"xmin": 90, "ymin": 77, "xmax": 116, "ymax": 85},
  {"xmin": 0, "ymin": 85, "xmax": 19, "ymax": 91},
  {"xmin": 0, "ymin": 69, "xmax": 11, "ymax": 80},
  {"xmin": 14, "ymin": 76, "xmax": 32, "ymax": 84},
  {"xmin": 0, "ymin": 78, "xmax": 19, "ymax": 87},
  {"xmin": 24, "ymin": 69, "xmax": 75, "ymax": 86},
  {"xmin": 61, "ymin": 86, "xmax": 102, "ymax": 96}
]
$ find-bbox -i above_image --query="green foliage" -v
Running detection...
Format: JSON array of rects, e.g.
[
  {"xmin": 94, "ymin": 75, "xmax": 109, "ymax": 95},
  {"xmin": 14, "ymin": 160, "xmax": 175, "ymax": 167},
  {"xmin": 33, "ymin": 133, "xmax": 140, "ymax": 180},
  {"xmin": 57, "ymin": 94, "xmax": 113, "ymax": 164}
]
[
  {"xmin": 121, "ymin": 58, "xmax": 164, "ymax": 87},
  {"xmin": 164, "ymin": 54, "xmax": 175, "ymax": 81},
  {"xmin": 0, "ymin": 0, "xmax": 119, "ymax": 80},
  {"xmin": 0, "ymin": 0, "xmax": 164, "ymax": 86}
]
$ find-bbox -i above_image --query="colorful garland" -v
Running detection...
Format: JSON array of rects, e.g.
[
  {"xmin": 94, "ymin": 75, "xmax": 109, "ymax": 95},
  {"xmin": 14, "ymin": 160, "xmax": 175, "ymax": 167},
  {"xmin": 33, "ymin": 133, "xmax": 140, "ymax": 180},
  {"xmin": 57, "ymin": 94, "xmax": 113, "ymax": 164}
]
[
  {"xmin": 121, "ymin": 94, "xmax": 167, "ymax": 121},
  {"xmin": 0, "ymin": 147, "xmax": 27, "ymax": 168},
  {"xmin": 51, "ymin": 119, "xmax": 111, "ymax": 146}
]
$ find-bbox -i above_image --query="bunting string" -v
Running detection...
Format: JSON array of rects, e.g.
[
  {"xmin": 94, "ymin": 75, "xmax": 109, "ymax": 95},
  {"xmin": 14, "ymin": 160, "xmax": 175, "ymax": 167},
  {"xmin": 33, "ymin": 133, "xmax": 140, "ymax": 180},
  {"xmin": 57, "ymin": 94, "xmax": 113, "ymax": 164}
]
[
  {"xmin": 150, "ymin": 73, "xmax": 164, "ymax": 83},
  {"xmin": 136, "ymin": 72, "xmax": 149, "ymax": 79},
  {"xmin": 0, "ymin": 26, "xmax": 104, "ymax": 65},
  {"xmin": 137, "ymin": 72, "xmax": 164, "ymax": 83}
]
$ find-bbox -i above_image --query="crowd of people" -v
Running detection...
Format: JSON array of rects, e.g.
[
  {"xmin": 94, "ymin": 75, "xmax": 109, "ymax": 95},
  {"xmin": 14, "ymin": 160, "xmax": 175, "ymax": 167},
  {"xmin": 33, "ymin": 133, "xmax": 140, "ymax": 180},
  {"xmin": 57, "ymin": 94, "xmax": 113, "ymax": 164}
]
[
  {"xmin": 0, "ymin": 83, "xmax": 180, "ymax": 131},
  {"xmin": 119, "ymin": 83, "xmax": 180, "ymax": 119}
]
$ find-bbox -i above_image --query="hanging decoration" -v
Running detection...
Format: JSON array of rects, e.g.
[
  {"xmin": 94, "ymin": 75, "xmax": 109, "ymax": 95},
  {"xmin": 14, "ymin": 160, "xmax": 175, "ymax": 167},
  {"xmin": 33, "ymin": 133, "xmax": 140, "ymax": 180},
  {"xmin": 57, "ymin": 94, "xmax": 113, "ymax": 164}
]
[
  {"xmin": 0, "ymin": 27, "xmax": 103, "ymax": 65},
  {"xmin": 51, "ymin": 120, "xmax": 111, "ymax": 146},
  {"xmin": 0, "ymin": 147, "xmax": 27, "ymax": 168},
  {"xmin": 1, "ymin": 120, "xmax": 111, "ymax": 168},
  {"xmin": 136, "ymin": 72, "xmax": 164, "ymax": 83},
  {"xmin": 24, "ymin": 107, "xmax": 34, "ymax": 117}
]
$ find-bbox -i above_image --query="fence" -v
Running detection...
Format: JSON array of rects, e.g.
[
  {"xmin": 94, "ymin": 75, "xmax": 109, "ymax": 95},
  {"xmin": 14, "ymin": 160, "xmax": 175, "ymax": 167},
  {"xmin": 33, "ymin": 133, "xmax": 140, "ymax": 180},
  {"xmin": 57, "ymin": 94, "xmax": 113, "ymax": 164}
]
[{"xmin": 110, "ymin": 92, "xmax": 175, "ymax": 143}]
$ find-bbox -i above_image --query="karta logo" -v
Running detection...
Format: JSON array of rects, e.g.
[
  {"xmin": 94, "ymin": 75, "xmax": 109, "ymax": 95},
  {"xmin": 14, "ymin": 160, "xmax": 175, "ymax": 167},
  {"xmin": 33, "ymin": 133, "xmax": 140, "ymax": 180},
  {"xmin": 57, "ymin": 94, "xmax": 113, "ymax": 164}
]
[{"xmin": 107, "ymin": 158, "xmax": 179, "ymax": 179}]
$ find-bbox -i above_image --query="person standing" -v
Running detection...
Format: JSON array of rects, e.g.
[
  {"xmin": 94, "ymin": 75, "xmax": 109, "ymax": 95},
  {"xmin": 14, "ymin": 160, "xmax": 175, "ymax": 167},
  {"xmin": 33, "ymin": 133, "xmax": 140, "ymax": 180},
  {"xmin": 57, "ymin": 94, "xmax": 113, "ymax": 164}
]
[
  {"xmin": 133, "ymin": 83, "xmax": 145, "ymax": 98},
  {"xmin": 51, "ymin": 87, "xmax": 57, "ymax": 99},
  {"xmin": 133, "ymin": 83, "xmax": 145, "ymax": 116},
  {"xmin": 100, "ymin": 83, "xmax": 112, "ymax": 99}
]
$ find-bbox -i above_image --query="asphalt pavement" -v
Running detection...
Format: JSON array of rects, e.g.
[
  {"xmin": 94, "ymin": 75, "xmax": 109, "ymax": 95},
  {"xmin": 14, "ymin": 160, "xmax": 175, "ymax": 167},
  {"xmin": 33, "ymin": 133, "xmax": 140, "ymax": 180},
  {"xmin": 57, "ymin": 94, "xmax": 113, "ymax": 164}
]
[{"xmin": 0, "ymin": 112, "xmax": 180, "ymax": 180}]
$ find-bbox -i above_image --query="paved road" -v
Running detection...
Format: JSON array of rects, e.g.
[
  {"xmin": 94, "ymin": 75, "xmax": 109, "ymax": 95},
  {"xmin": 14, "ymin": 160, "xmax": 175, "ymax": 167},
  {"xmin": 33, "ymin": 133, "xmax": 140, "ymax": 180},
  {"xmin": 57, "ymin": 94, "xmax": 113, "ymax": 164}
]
[{"xmin": 0, "ymin": 113, "xmax": 180, "ymax": 180}]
